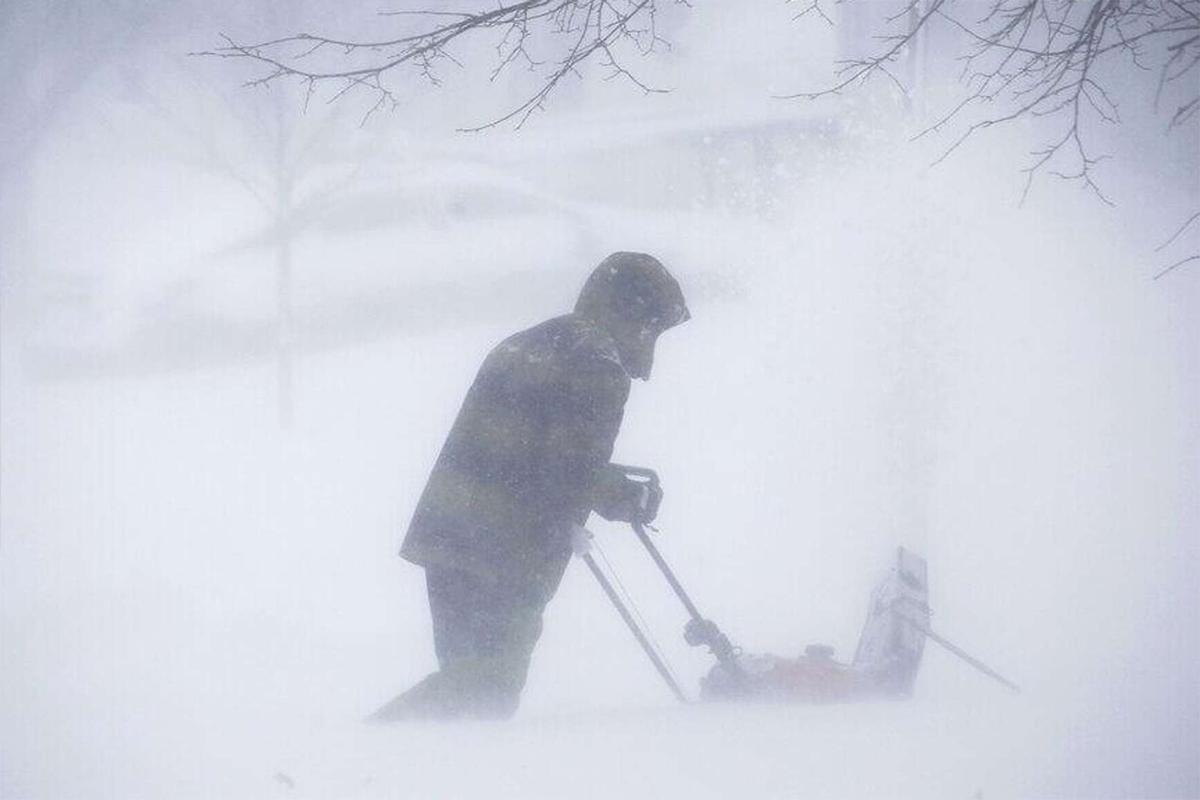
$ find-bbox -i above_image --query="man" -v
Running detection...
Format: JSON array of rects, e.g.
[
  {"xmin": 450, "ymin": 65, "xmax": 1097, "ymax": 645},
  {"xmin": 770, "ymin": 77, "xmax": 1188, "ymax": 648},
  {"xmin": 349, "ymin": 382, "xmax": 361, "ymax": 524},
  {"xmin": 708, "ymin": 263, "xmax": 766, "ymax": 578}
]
[{"xmin": 373, "ymin": 251, "xmax": 689, "ymax": 721}]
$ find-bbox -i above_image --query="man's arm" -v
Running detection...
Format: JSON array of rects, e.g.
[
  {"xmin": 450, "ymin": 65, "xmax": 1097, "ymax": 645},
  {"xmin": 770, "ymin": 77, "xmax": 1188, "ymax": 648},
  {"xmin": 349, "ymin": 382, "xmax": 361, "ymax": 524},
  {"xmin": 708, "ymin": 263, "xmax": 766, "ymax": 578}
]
[{"xmin": 533, "ymin": 356, "xmax": 631, "ymax": 524}]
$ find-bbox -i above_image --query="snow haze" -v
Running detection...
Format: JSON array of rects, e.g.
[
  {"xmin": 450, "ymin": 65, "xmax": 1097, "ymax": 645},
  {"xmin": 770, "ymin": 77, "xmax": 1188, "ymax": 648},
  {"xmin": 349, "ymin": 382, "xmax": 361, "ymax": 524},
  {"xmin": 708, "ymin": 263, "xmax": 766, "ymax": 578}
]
[{"xmin": 1, "ymin": 2, "xmax": 1197, "ymax": 798}]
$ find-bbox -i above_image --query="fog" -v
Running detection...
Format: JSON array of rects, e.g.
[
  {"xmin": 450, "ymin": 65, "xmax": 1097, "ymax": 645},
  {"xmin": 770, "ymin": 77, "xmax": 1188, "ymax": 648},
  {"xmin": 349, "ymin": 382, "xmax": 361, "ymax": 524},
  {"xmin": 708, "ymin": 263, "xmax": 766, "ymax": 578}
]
[{"xmin": 1, "ymin": 2, "xmax": 1197, "ymax": 798}]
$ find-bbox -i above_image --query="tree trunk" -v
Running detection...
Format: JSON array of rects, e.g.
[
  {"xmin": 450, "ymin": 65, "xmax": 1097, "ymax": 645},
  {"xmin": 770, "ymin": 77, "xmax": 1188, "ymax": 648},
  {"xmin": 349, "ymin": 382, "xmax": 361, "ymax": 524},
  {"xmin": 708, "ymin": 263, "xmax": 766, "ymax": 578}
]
[{"xmin": 276, "ymin": 221, "xmax": 294, "ymax": 428}]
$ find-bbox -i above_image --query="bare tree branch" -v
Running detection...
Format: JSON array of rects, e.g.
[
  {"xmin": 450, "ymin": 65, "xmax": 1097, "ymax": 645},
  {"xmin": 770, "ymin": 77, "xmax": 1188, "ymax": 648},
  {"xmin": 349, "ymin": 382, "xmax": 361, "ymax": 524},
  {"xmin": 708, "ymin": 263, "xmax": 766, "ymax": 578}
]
[
  {"xmin": 196, "ymin": 1, "xmax": 683, "ymax": 130},
  {"xmin": 792, "ymin": 0, "xmax": 1200, "ymax": 201},
  {"xmin": 777, "ymin": 0, "xmax": 949, "ymax": 101}
]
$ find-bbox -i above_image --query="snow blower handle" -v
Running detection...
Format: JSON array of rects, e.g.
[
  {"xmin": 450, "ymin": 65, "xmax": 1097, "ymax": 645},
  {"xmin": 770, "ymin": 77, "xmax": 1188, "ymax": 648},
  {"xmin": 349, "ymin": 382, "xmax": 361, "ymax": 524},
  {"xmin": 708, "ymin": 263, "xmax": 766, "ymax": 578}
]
[{"xmin": 610, "ymin": 465, "xmax": 746, "ymax": 682}]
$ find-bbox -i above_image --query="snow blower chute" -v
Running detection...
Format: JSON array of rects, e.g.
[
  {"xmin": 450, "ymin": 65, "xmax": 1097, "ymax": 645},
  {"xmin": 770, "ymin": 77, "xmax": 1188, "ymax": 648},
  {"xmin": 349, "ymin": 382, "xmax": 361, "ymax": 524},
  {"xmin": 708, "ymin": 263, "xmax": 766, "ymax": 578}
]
[{"xmin": 577, "ymin": 465, "xmax": 1020, "ymax": 703}]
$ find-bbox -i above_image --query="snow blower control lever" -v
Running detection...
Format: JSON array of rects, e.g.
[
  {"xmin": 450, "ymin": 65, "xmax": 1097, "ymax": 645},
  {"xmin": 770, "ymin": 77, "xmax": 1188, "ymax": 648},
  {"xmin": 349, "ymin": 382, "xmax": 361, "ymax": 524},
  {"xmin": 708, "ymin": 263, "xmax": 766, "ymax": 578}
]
[{"xmin": 612, "ymin": 465, "xmax": 747, "ymax": 687}]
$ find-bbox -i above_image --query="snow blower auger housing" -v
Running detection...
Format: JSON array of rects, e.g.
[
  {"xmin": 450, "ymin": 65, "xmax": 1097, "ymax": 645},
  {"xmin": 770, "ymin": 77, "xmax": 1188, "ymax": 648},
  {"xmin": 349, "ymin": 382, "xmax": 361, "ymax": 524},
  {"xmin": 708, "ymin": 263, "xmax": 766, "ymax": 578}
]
[{"xmin": 582, "ymin": 465, "xmax": 1020, "ymax": 704}]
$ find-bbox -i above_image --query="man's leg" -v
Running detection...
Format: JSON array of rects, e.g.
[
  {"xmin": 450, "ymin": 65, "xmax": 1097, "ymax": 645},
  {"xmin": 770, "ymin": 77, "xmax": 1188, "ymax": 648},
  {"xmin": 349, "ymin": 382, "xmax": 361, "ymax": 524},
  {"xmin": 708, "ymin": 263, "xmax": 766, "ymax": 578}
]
[
  {"xmin": 370, "ymin": 566, "xmax": 548, "ymax": 720},
  {"xmin": 370, "ymin": 550, "xmax": 571, "ymax": 723},
  {"xmin": 429, "ymin": 567, "xmax": 551, "ymax": 719},
  {"xmin": 366, "ymin": 567, "xmax": 486, "ymax": 721}
]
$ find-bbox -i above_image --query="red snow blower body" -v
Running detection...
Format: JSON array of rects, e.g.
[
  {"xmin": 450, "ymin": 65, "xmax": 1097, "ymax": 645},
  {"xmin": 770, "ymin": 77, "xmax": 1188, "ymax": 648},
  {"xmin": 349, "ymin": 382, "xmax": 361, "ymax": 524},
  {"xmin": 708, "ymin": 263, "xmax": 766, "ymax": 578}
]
[{"xmin": 698, "ymin": 547, "xmax": 931, "ymax": 703}]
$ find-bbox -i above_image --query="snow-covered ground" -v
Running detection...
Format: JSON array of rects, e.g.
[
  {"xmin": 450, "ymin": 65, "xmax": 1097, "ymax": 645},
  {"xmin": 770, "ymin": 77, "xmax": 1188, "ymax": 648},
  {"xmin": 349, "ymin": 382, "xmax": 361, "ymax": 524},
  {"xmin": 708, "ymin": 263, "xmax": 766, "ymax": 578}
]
[{"xmin": 3, "ymin": 130, "xmax": 1197, "ymax": 799}]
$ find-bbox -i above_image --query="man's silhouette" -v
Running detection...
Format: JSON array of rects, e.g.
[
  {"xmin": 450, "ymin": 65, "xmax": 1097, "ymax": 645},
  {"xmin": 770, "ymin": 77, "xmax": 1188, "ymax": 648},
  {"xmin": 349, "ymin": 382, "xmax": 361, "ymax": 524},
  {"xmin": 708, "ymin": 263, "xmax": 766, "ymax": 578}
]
[{"xmin": 374, "ymin": 252, "xmax": 689, "ymax": 720}]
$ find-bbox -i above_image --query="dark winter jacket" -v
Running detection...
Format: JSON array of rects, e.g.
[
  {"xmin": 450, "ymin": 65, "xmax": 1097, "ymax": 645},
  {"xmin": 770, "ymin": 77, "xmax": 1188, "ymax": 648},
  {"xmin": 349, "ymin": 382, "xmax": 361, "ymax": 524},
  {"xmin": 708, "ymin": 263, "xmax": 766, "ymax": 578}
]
[{"xmin": 400, "ymin": 313, "xmax": 631, "ymax": 586}]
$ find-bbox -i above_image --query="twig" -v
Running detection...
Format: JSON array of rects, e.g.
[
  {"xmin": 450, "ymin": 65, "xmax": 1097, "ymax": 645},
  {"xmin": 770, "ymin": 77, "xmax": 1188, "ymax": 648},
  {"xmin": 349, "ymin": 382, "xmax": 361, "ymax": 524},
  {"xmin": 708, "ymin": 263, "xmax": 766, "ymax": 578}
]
[
  {"xmin": 1153, "ymin": 253, "xmax": 1200, "ymax": 279},
  {"xmin": 1156, "ymin": 210, "xmax": 1200, "ymax": 251}
]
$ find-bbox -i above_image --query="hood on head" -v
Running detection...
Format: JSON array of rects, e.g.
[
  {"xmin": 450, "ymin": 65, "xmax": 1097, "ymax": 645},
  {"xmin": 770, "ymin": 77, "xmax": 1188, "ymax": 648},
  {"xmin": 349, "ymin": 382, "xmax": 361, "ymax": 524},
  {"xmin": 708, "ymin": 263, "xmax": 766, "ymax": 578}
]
[{"xmin": 575, "ymin": 252, "xmax": 689, "ymax": 380}]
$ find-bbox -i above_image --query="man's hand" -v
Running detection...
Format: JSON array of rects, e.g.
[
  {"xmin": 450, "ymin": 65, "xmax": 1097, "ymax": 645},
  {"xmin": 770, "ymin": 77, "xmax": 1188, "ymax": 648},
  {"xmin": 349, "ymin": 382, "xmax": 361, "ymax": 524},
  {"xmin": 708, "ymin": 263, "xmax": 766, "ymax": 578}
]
[{"xmin": 591, "ymin": 464, "xmax": 663, "ymax": 524}]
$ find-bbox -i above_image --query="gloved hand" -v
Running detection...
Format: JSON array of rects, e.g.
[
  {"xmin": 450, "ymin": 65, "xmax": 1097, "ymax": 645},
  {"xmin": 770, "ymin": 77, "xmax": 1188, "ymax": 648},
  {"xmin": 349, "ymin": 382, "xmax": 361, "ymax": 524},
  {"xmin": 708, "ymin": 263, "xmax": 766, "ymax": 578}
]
[{"xmin": 591, "ymin": 464, "xmax": 663, "ymax": 524}]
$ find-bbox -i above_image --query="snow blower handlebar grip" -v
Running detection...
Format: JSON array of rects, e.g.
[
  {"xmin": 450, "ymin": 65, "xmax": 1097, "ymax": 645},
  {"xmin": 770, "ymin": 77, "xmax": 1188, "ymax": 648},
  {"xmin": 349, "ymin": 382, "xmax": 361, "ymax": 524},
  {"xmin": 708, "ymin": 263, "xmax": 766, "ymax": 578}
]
[{"xmin": 609, "ymin": 463, "xmax": 663, "ymax": 525}]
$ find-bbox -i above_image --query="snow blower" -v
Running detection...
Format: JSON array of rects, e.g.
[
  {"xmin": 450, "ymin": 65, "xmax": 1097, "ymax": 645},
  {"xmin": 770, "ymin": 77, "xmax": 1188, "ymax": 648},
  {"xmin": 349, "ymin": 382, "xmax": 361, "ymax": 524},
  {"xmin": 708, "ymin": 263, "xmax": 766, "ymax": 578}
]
[{"xmin": 577, "ymin": 465, "xmax": 1019, "ymax": 704}]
